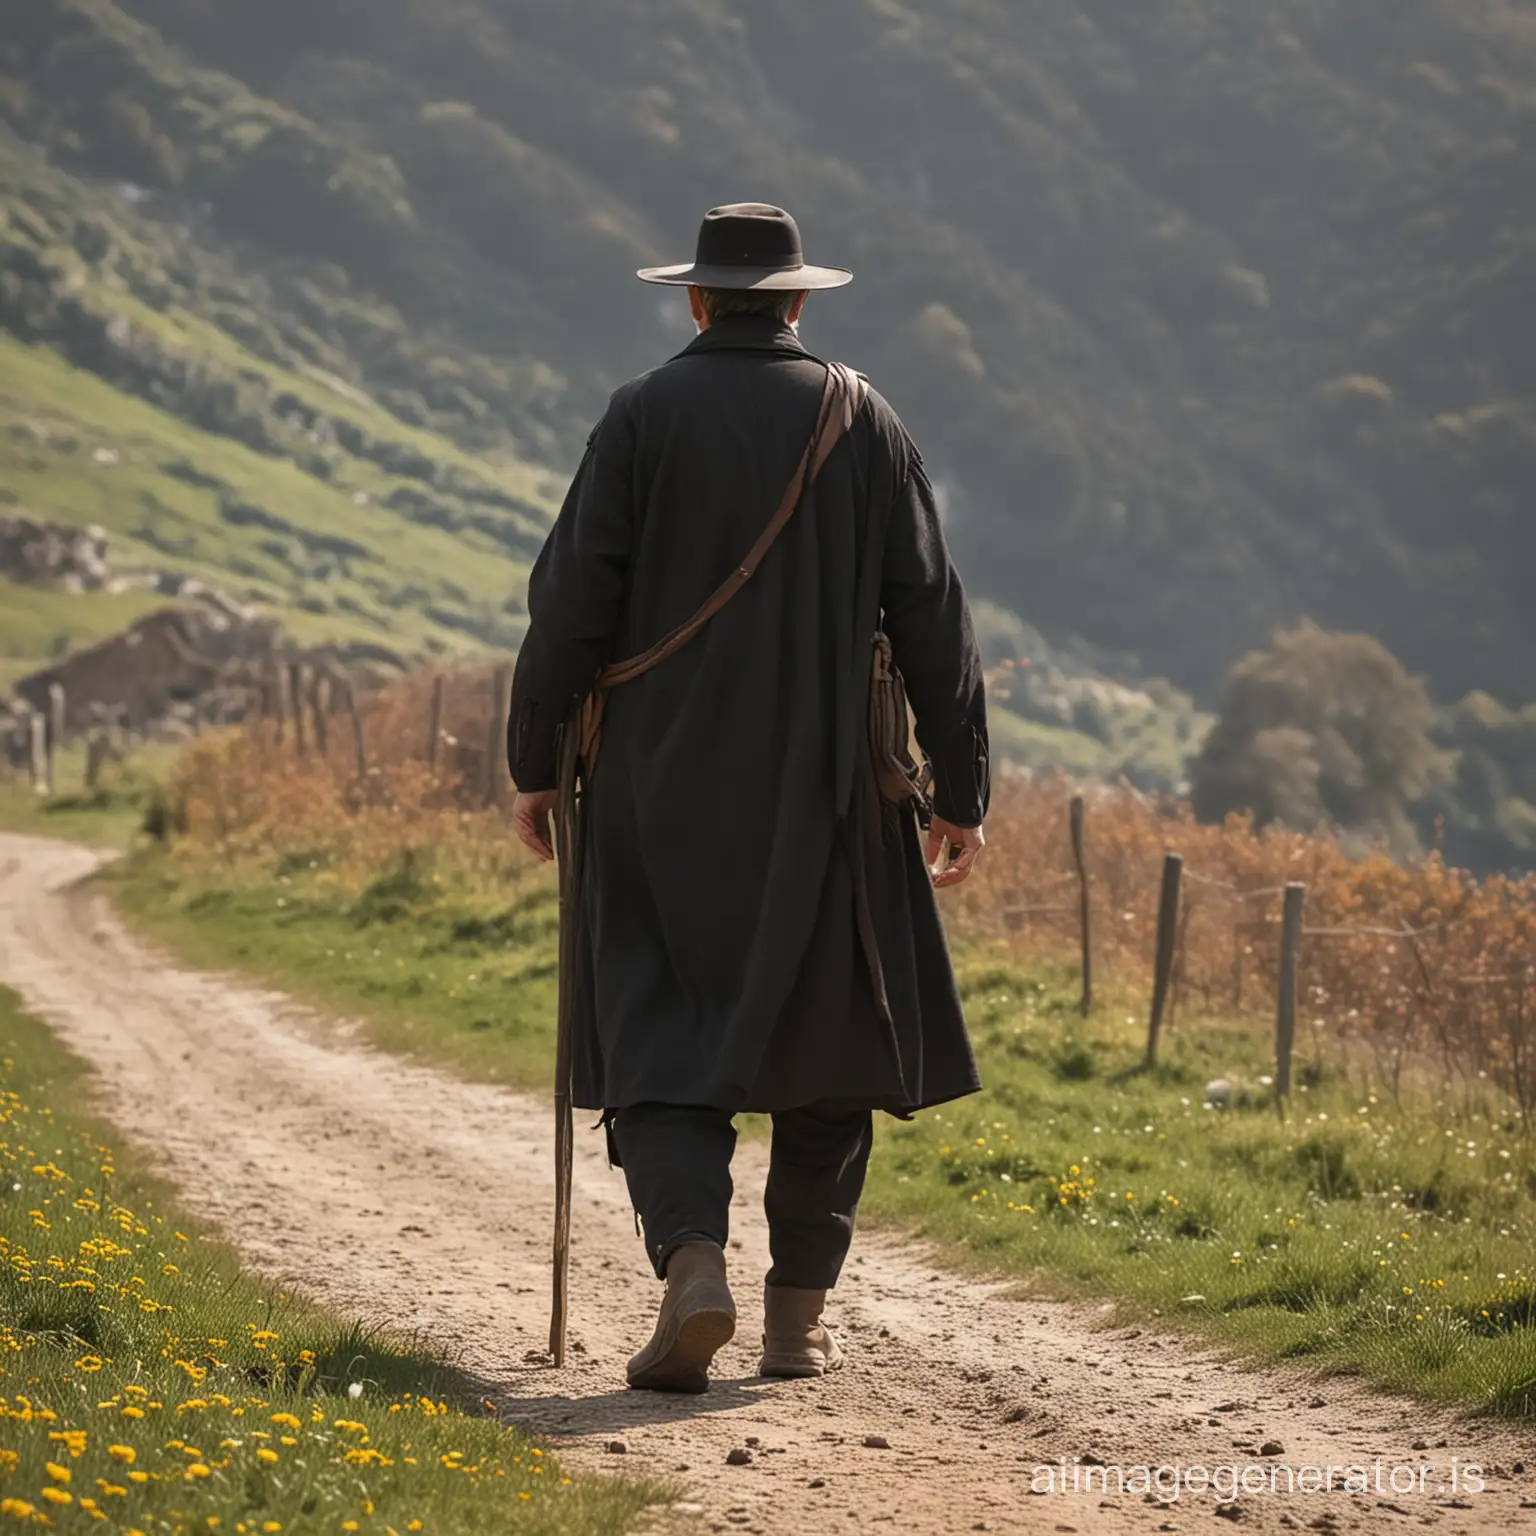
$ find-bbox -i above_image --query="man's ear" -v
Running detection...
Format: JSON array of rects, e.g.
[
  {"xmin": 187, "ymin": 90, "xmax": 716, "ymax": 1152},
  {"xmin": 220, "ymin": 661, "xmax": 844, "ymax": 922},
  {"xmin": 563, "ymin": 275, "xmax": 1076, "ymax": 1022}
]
[
  {"xmin": 788, "ymin": 291, "xmax": 809, "ymax": 325},
  {"xmin": 688, "ymin": 285, "xmax": 710, "ymax": 331}
]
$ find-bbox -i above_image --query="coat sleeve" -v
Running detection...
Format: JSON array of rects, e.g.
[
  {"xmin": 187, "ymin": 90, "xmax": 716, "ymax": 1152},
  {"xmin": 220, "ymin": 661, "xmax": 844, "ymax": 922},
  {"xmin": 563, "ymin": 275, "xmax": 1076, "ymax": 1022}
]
[
  {"xmin": 508, "ymin": 398, "xmax": 636, "ymax": 791},
  {"xmin": 879, "ymin": 452, "xmax": 990, "ymax": 829}
]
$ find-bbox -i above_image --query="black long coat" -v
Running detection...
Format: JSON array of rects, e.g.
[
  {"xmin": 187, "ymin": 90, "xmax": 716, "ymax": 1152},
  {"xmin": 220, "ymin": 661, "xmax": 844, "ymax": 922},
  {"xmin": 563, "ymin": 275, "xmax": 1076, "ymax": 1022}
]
[{"xmin": 510, "ymin": 315, "xmax": 989, "ymax": 1116}]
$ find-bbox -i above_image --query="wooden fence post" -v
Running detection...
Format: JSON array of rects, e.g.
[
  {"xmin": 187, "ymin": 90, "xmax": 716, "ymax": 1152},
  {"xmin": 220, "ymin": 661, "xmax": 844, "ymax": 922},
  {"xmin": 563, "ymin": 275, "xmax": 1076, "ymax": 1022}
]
[
  {"xmin": 1145, "ymin": 852, "xmax": 1184, "ymax": 1067},
  {"xmin": 427, "ymin": 675, "xmax": 445, "ymax": 771},
  {"xmin": 288, "ymin": 662, "xmax": 307, "ymax": 758},
  {"xmin": 1275, "ymin": 882, "xmax": 1306, "ymax": 1109},
  {"xmin": 48, "ymin": 682, "xmax": 67, "ymax": 754},
  {"xmin": 1069, "ymin": 792, "xmax": 1093, "ymax": 1017},
  {"xmin": 30, "ymin": 711, "xmax": 50, "ymax": 798},
  {"xmin": 84, "ymin": 729, "xmax": 111, "ymax": 791},
  {"xmin": 310, "ymin": 673, "xmax": 331, "ymax": 759},
  {"xmin": 484, "ymin": 666, "xmax": 510, "ymax": 807},
  {"xmin": 1169, "ymin": 893, "xmax": 1194, "ymax": 1030},
  {"xmin": 344, "ymin": 682, "xmax": 368, "ymax": 783},
  {"xmin": 1231, "ymin": 918, "xmax": 1246, "ymax": 1011},
  {"xmin": 270, "ymin": 659, "xmax": 286, "ymax": 745}
]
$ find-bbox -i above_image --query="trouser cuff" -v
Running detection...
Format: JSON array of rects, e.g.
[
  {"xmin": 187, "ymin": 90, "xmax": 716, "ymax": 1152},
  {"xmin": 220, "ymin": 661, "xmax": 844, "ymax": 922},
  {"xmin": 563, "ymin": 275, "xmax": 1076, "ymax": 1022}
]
[{"xmin": 651, "ymin": 1232, "xmax": 722, "ymax": 1280}]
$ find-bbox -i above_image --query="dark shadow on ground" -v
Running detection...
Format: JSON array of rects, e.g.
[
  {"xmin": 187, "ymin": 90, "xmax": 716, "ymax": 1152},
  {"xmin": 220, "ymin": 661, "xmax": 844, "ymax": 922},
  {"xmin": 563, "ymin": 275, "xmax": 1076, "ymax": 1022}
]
[{"xmin": 468, "ymin": 1362, "xmax": 793, "ymax": 1438}]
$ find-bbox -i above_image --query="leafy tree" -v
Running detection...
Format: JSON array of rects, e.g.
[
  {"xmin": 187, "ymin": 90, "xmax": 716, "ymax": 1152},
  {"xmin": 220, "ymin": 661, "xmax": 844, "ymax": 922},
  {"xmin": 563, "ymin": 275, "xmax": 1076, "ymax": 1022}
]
[
  {"xmin": 1421, "ymin": 692, "xmax": 1536, "ymax": 872},
  {"xmin": 1191, "ymin": 627, "xmax": 1450, "ymax": 851}
]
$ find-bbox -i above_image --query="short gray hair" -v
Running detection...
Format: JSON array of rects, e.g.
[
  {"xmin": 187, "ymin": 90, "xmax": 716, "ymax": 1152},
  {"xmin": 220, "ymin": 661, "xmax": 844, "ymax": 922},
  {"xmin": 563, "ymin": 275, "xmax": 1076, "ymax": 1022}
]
[{"xmin": 697, "ymin": 286, "xmax": 804, "ymax": 323}]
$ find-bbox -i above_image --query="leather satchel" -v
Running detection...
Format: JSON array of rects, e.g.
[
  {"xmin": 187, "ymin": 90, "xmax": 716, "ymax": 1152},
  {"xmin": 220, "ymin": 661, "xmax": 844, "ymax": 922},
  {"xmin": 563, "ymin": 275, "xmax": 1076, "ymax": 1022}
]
[{"xmin": 868, "ymin": 630, "xmax": 932, "ymax": 817}]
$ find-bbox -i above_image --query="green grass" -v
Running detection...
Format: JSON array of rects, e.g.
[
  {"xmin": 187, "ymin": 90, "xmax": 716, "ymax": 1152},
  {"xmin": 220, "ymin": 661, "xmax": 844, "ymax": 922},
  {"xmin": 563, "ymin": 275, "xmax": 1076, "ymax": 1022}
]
[
  {"xmin": 105, "ymin": 837, "xmax": 1536, "ymax": 1420},
  {"xmin": 985, "ymin": 697, "xmax": 1209, "ymax": 788},
  {"xmin": 0, "ymin": 327, "xmax": 546, "ymax": 679},
  {"xmin": 864, "ymin": 966, "xmax": 1536, "ymax": 1417},
  {"xmin": 112, "ymin": 845, "xmax": 560, "ymax": 1091},
  {"xmin": 0, "ymin": 985, "xmax": 664, "ymax": 1534},
  {"xmin": 0, "ymin": 746, "xmax": 180, "ymax": 852},
  {"xmin": 0, "ymin": 579, "xmax": 167, "ymax": 693},
  {"xmin": 987, "ymin": 708, "xmax": 1114, "ymax": 777}
]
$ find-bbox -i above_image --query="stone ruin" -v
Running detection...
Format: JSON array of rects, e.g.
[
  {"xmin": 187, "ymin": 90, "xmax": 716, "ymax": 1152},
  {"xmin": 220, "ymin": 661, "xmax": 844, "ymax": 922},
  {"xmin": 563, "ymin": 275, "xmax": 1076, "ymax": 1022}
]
[
  {"xmin": 1, "ymin": 507, "xmax": 409, "ymax": 773},
  {"xmin": 3, "ymin": 587, "xmax": 408, "ymax": 759},
  {"xmin": 8, "ymin": 588, "xmax": 283, "ymax": 740},
  {"xmin": 0, "ymin": 512, "xmax": 111, "ymax": 591}
]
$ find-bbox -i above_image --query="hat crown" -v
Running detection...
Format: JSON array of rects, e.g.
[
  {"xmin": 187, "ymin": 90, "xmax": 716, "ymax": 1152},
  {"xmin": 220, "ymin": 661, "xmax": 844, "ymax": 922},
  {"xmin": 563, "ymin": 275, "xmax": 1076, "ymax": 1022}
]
[{"xmin": 695, "ymin": 203, "xmax": 803, "ymax": 273}]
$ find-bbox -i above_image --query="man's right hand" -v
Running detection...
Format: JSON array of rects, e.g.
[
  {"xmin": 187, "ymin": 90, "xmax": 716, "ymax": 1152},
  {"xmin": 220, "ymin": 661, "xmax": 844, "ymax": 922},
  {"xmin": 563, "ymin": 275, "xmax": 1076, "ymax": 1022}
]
[
  {"xmin": 513, "ymin": 789, "xmax": 560, "ymax": 863},
  {"xmin": 925, "ymin": 816, "xmax": 985, "ymax": 889}
]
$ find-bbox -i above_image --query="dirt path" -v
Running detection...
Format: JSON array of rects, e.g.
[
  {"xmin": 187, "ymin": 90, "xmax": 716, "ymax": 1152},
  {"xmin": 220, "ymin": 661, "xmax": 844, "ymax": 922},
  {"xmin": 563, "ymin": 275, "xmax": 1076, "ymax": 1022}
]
[{"xmin": 0, "ymin": 834, "xmax": 1530, "ymax": 1536}]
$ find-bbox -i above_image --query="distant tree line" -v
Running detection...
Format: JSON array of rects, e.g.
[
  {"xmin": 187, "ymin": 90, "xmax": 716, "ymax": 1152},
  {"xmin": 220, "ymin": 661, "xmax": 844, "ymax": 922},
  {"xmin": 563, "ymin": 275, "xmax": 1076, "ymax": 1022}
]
[{"xmin": 1192, "ymin": 626, "xmax": 1536, "ymax": 873}]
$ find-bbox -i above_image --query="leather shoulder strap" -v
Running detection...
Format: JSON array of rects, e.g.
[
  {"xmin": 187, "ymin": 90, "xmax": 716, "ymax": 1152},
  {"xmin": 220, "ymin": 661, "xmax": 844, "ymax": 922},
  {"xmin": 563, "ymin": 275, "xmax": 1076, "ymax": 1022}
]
[{"xmin": 596, "ymin": 362, "xmax": 867, "ymax": 691}]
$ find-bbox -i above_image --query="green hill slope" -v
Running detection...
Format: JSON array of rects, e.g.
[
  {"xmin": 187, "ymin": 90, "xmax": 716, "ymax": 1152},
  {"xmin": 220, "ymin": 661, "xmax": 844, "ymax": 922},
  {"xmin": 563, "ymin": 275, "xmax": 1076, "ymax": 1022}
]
[
  {"xmin": 0, "ymin": 119, "xmax": 559, "ymax": 680},
  {"xmin": 8, "ymin": 0, "xmax": 1533, "ymax": 708},
  {"xmin": 4, "ymin": 0, "xmax": 1534, "ymax": 724}
]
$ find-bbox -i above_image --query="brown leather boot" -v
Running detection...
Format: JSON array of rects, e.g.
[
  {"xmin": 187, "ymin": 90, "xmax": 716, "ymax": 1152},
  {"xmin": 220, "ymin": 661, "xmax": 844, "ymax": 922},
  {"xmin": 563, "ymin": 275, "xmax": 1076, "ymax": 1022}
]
[
  {"xmin": 626, "ymin": 1241, "xmax": 737, "ymax": 1393},
  {"xmin": 758, "ymin": 1283, "xmax": 844, "ymax": 1378}
]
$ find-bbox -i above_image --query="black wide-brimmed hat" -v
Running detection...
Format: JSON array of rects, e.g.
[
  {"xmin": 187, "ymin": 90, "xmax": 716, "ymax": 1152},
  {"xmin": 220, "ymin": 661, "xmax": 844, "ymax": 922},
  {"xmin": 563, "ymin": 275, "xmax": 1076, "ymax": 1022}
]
[{"xmin": 637, "ymin": 203, "xmax": 852, "ymax": 291}]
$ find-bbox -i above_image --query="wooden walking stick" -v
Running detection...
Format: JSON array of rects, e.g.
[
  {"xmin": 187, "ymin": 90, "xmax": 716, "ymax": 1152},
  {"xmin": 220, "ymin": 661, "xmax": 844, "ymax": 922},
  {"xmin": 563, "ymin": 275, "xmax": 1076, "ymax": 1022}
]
[{"xmin": 549, "ymin": 713, "xmax": 582, "ymax": 1365}]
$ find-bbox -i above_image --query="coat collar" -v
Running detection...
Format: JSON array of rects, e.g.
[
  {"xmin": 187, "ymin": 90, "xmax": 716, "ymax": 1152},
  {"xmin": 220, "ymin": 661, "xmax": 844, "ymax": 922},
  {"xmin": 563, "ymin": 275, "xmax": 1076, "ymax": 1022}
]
[{"xmin": 674, "ymin": 314, "xmax": 814, "ymax": 362}]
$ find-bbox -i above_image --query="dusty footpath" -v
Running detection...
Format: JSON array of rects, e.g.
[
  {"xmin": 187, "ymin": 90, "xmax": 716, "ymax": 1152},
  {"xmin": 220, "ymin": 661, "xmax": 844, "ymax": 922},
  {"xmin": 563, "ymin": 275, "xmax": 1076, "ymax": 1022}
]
[{"xmin": 0, "ymin": 833, "xmax": 1531, "ymax": 1535}]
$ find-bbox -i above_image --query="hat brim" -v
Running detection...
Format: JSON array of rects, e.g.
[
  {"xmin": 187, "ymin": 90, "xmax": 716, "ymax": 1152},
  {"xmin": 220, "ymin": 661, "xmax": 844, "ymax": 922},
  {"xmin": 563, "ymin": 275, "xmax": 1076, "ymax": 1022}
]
[{"xmin": 636, "ymin": 261, "xmax": 852, "ymax": 291}]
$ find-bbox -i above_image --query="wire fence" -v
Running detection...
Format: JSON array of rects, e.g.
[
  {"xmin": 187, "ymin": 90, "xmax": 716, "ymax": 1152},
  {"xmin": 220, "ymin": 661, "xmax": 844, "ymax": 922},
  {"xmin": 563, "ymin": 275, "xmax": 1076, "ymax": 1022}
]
[
  {"xmin": 954, "ymin": 779, "xmax": 1536, "ymax": 1128},
  {"xmin": 162, "ymin": 666, "xmax": 1536, "ymax": 1133}
]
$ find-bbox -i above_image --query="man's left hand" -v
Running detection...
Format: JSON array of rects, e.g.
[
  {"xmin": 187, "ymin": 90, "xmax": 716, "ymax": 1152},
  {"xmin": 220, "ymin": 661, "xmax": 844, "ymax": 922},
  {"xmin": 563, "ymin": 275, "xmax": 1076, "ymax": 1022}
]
[
  {"xmin": 513, "ymin": 789, "xmax": 560, "ymax": 862},
  {"xmin": 926, "ymin": 816, "xmax": 985, "ymax": 889}
]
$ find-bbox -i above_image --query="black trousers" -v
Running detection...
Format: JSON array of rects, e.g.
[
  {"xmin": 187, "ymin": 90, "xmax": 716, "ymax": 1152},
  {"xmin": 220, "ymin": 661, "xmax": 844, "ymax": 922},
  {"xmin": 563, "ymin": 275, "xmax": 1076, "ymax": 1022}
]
[{"xmin": 609, "ymin": 1103, "xmax": 874, "ymax": 1288}]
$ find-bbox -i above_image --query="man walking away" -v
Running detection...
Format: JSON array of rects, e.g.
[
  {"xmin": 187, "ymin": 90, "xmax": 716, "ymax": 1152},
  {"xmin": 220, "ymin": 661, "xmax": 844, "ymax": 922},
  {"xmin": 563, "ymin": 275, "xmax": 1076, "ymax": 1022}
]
[{"xmin": 510, "ymin": 203, "xmax": 989, "ymax": 1392}]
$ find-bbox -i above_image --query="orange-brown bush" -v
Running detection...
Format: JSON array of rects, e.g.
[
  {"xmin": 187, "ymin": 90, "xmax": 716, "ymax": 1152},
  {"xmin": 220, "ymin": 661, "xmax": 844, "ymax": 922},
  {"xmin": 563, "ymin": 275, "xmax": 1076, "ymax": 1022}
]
[
  {"xmin": 169, "ymin": 673, "xmax": 1536, "ymax": 1125},
  {"xmin": 171, "ymin": 666, "xmax": 528, "ymax": 890},
  {"xmin": 961, "ymin": 784, "xmax": 1536, "ymax": 1123}
]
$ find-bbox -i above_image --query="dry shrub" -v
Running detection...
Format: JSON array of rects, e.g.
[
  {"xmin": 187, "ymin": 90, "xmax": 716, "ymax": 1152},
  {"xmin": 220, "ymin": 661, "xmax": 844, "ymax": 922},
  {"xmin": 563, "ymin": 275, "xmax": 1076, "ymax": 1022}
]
[
  {"xmin": 961, "ymin": 777, "xmax": 1536, "ymax": 1119},
  {"xmin": 171, "ymin": 664, "xmax": 527, "ymax": 893},
  {"xmin": 169, "ymin": 676, "xmax": 1536, "ymax": 1122}
]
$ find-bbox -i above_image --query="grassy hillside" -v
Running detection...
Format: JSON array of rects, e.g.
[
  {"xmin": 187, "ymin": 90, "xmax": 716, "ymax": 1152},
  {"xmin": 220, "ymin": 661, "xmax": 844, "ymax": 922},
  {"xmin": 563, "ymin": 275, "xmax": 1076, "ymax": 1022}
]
[
  {"xmin": 5, "ymin": 0, "xmax": 1533, "ymax": 709},
  {"xmin": 0, "ymin": 330, "xmax": 544, "ymax": 665},
  {"xmin": 0, "ymin": 114, "xmax": 560, "ymax": 684}
]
